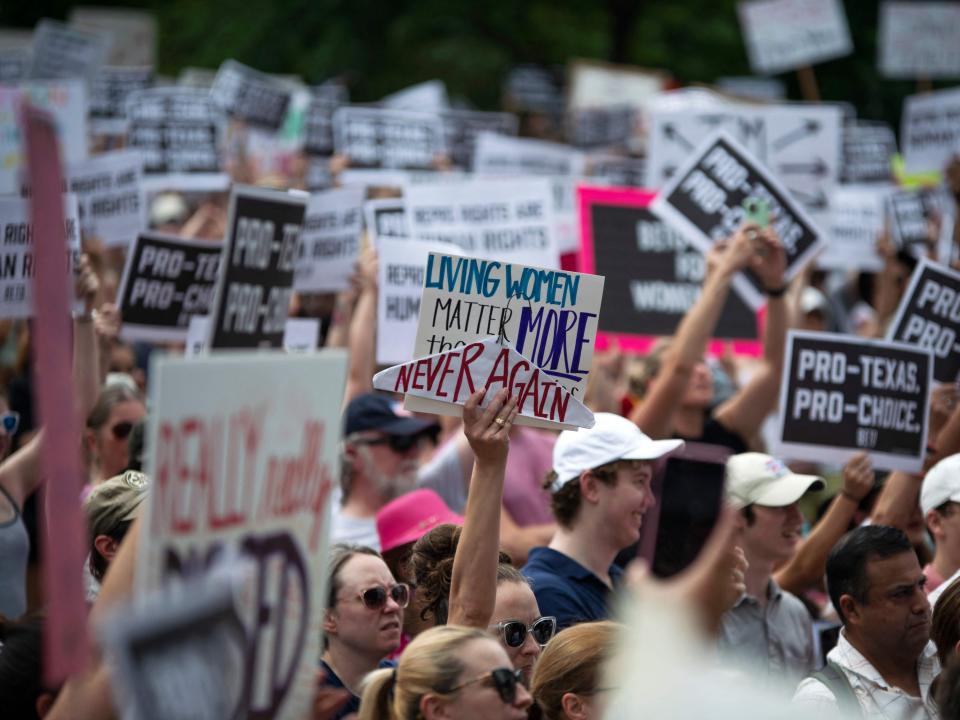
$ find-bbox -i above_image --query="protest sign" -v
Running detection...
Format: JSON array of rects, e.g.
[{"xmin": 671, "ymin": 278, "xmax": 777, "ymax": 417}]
[
  {"xmin": 566, "ymin": 105, "xmax": 636, "ymax": 150},
  {"xmin": 283, "ymin": 318, "xmax": 320, "ymax": 352},
  {"xmin": 207, "ymin": 186, "xmax": 306, "ymax": 349},
  {"xmin": 473, "ymin": 132, "xmax": 586, "ymax": 177},
  {"xmin": 551, "ymin": 178, "xmax": 580, "ymax": 255},
  {"xmin": 365, "ymin": 197, "xmax": 409, "ymax": 244},
  {"xmin": 567, "ymin": 59, "xmax": 667, "ymax": 112},
  {"xmin": 409, "ymin": 251, "xmax": 604, "ymax": 424},
  {"xmin": 375, "ymin": 336, "xmax": 595, "ymax": 428},
  {"xmin": 586, "ymin": 154, "xmax": 647, "ymax": 188},
  {"xmin": 715, "ymin": 76, "xmax": 787, "ymax": 101},
  {"xmin": 503, "ymin": 64, "xmax": 565, "ymax": 116},
  {"xmin": 68, "ymin": 6, "xmax": 157, "ymax": 67},
  {"xmin": 840, "ymin": 121, "xmax": 897, "ymax": 185},
  {"xmin": 886, "ymin": 187, "xmax": 942, "ymax": 252},
  {"xmin": 28, "ymin": 18, "xmax": 107, "ymax": 81},
  {"xmin": 879, "ymin": 1, "xmax": 960, "ymax": 79},
  {"xmin": 381, "ymin": 79, "xmax": 449, "ymax": 111},
  {"xmin": 314, "ymin": 77, "xmax": 349, "ymax": 105},
  {"xmin": 339, "ymin": 168, "xmax": 467, "ymax": 189},
  {"xmin": 440, "ymin": 109, "xmax": 518, "ymax": 170},
  {"xmin": 305, "ymin": 157, "xmax": 334, "ymax": 192},
  {"xmin": 332, "ymin": 106, "xmax": 446, "ymax": 170},
  {"xmin": 0, "ymin": 194, "xmax": 80, "ymax": 319},
  {"xmin": 821, "ymin": 186, "xmax": 887, "ymax": 272},
  {"xmin": 210, "ymin": 59, "xmax": 292, "ymax": 131},
  {"xmin": 293, "ymin": 186, "xmax": 365, "ymax": 293},
  {"xmin": 89, "ymin": 65, "xmax": 153, "ymax": 135},
  {"xmin": 185, "ymin": 315, "xmax": 209, "ymax": 356},
  {"xmin": 579, "ymin": 187, "xmax": 759, "ymax": 353},
  {"xmin": 126, "ymin": 87, "xmax": 229, "ymax": 190},
  {"xmin": 651, "ymin": 130, "xmax": 824, "ymax": 311},
  {"xmin": 902, "ymin": 87, "xmax": 960, "ymax": 174},
  {"xmin": 137, "ymin": 349, "xmax": 347, "ymax": 720},
  {"xmin": 67, "ymin": 149, "xmax": 145, "ymax": 247},
  {"xmin": 736, "ymin": 0, "xmax": 853, "ymax": 75},
  {"xmin": 303, "ymin": 97, "xmax": 337, "ymax": 156},
  {"xmin": 646, "ymin": 104, "xmax": 843, "ymax": 231},
  {"xmin": 0, "ymin": 47, "xmax": 29, "ymax": 82},
  {"xmin": 405, "ymin": 177, "xmax": 560, "ymax": 268},
  {"xmin": 888, "ymin": 258, "xmax": 960, "ymax": 383},
  {"xmin": 117, "ymin": 233, "xmax": 222, "ymax": 342},
  {"xmin": 178, "ymin": 67, "xmax": 216, "ymax": 90},
  {"xmin": 775, "ymin": 330, "xmax": 932, "ymax": 472}
]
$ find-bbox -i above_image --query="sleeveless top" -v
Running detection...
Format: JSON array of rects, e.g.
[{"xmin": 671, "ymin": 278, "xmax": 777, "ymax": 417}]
[{"xmin": 0, "ymin": 484, "xmax": 29, "ymax": 618}]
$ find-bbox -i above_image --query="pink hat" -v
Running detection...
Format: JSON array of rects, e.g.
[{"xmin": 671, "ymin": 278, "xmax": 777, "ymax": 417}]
[{"xmin": 376, "ymin": 489, "xmax": 464, "ymax": 553}]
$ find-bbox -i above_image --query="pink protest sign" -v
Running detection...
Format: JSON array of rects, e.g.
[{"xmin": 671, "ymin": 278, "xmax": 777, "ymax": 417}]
[
  {"xmin": 577, "ymin": 185, "xmax": 761, "ymax": 357},
  {"xmin": 22, "ymin": 104, "xmax": 89, "ymax": 684}
]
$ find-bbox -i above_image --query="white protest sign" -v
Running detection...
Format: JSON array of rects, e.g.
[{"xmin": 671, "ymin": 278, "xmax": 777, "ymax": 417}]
[
  {"xmin": 293, "ymin": 186, "xmax": 365, "ymax": 293},
  {"xmin": 902, "ymin": 86, "xmax": 960, "ymax": 174},
  {"xmin": 567, "ymin": 59, "xmax": 667, "ymax": 111},
  {"xmin": 209, "ymin": 59, "xmax": 292, "ymax": 131},
  {"xmin": 67, "ymin": 149, "xmax": 145, "ymax": 247},
  {"xmin": 283, "ymin": 318, "xmax": 320, "ymax": 352},
  {"xmin": 339, "ymin": 168, "xmax": 467, "ymax": 189},
  {"xmin": 137, "ymin": 350, "xmax": 346, "ymax": 720},
  {"xmin": 0, "ymin": 47, "xmax": 29, "ymax": 83},
  {"xmin": 381, "ymin": 80, "xmax": 449, "ymax": 111},
  {"xmin": 441, "ymin": 109, "xmax": 518, "ymax": 169},
  {"xmin": 185, "ymin": 315, "xmax": 209, "ymax": 356},
  {"xmin": 405, "ymin": 177, "xmax": 560, "ymax": 268},
  {"xmin": 820, "ymin": 186, "xmax": 888, "ymax": 272},
  {"xmin": 0, "ymin": 195, "xmax": 81, "ymax": 319},
  {"xmin": 69, "ymin": 6, "xmax": 157, "ymax": 67},
  {"xmin": 28, "ymin": 18, "xmax": 108, "ymax": 80},
  {"xmin": 365, "ymin": 198, "xmax": 409, "ymax": 245},
  {"xmin": 89, "ymin": 65, "xmax": 154, "ymax": 135},
  {"xmin": 473, "ymin": 132, "xmax": 586, "ymax": 177},
  {"xmin": 716, "ymin": 76, "xmax": 787, "ymax": 101},
  {"xmin": 737, "ymin": 0, "xmax": 853, "ymax": 75},
  {"xmin": 375, "ymin": 336, "xmax": 595, "ymax": 429},
  {"xmin": 333, "ymin": 106, "xmax": 446, "ymax": 170},
  {"xmin": 879, "ymin": 1, "xmax": 960, "ymax": 79}
]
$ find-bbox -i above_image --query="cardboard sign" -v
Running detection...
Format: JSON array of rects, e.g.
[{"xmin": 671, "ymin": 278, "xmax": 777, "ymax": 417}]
[
  {"xmin": 137, "ymin": 349, "xmax": 347, "ymax": 720},
  {"xmin": 887, "ymin": 187, "xmax": 941, "ymax": 251},
  {"xmin": 0, "ymin": 194, "xmax": 80, "ymax": 318},
  {"xmin": 117, "ymin": 233, "xmax": 223, "ymax": 342},
  {"xmin": 28, "ymin": 18, "xmax": 107, "ymax": 80},
  {"xmin": 840, "ymin": 121, "xmax": 897, "ymax": 185},
  {"xmin": 126, "ymin": 87, "xmax": 228, "ymax": 190},
  {"xmin": 282, "ymin": 318, "xmax": 320, "ymax": 352},
  {"xmin": 737, "ymin": 0, "xmax": 853, "ymax": 75},
  {"xmin": 365, "ymin": 198, "xmax": 409, "ymax": 243},
  {"xmin": 293, "ymin": 186, "xmax": 365, "ymax": 293},
  {"xmin": 646, "ymin": 104, "xmax": 843, "ymax": 231},
  {"xmin": 375, "ymin": 336, "xmax": 595, "ymax": 428},
  {"xmin": 303, "ymin": 97, "xmax": 337, "ymax": 156},
  {"xmin": 440, "ymin": 109, "xmax": 518, "ymax": 169},
  {"xmin": 775, "ymin": 331, "xmax": 932, "ymax": 472},
  {"xmin": 67, "ymin": 149, "xmax": 145, "ymax": 247},
  {"xmin": 473, "ymin": 132, "xmax": 586, "ymax": 177},
  {"xmin": 902, "ymin": 87, "xmax": 960, "ymax": 174},
  {"xmin": 210, "ymin": 59, "xmax": 292, "ymax": 131},
  {"xmin": 68, "ymin": 6, "xmax": 157, "ymax": 67},
  {"xmin": 404, "ymin": 177, "xmax": 560, "ymax": 268},
  {"xmin": 381, "ymin": 80, "xmax": 449, "ymax": 111},
  {"xmin": 821, "ymin": 186, "xmax": 887, "ymax": 272},
  {"xmin": 879, "ymin": 1, "xmax": 960, "ymax": 79},
  {"xmin": 651, "ymin": 130, "xmax": 824, "ymax": 311},
  {"xmin": 888, "ymin": 258, "xmax": 960, "ymax": 383},
  {"xmin": 332, "ymin": 106, "xmax": 446, "ymax": 169},
  {"xmin": 90, "ymin": 65, "xmax": 153, "ymax": 135},
  {"xmin": 567, "ymin": 60, "xmax": 667, "ymax": 112},
  {"xmin": 579, "ymin": 187, "xmax": 759, "ymax": 353},
  {"xmin": 567, "ymin": 106, "xmax": 636, "ymax": 150},
  {"xmin": 409, "ymin": 251, "xmax": 604, "ymax": 424},
  {"xmin": 207, "ymin": 186, "xmax": 306, "ymax": 349}
]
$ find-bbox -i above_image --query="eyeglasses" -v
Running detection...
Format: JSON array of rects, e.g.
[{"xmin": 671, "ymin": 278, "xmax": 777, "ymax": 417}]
[
  {"xmin": 492, "ymin": 616, "xmax": 557, "ymax": 648},
  {"xmin": 448, "ymin": 667, "xmax": 524, "ymax": 704},
  {"xmin": 0, "ymin": 411, "xmax": 19, "ymax": 436},
  {"xmin": 353, "ymin": 432, "xmax": 434, "ymax": 454},
  {"xmin": 110, "ymin": 421, "xmax": 135, "ymax": 441},
  {"xmin": 352, "ymin": 583, "xmax": 410, "ymax": 610}
]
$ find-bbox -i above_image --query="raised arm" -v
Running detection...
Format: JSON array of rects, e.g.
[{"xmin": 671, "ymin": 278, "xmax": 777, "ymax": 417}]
[
  {"xmin": 343, "ymin": 246, "xmax": 378, "ymax": 404},
  {"xmin": 447, "ymin": 388, "xmax": 518, "ymax": 628}
]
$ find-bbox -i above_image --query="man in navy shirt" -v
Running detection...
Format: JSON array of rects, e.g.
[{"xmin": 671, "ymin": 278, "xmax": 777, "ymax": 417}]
[{"xmin": 522, "ymin": 413, "xmax": 683, "ymax": 629}]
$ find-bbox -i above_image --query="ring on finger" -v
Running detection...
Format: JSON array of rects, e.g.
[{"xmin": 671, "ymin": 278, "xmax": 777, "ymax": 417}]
[{"xmin": 494, "ymin": 417, "xmax": 506, "ymax": 426}]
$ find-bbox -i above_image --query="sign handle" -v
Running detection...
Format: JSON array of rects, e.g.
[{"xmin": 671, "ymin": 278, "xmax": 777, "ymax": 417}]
[{"xmin": 796, "ymin": 66, "xmax": 820, "ymax": 103}]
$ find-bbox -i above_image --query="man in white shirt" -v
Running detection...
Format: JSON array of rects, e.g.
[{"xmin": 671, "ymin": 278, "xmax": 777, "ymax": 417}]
[
  {"xmin": 793, "ymin": 525, "xmax": 939, "ymax": 719},
  {"xmin": 920, "ymin": 454, "xmax": 960, "ymax": 597}
]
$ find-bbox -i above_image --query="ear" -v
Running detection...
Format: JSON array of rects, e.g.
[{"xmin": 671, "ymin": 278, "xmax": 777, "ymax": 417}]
[
  {"xmin": 561, "ymin": 692, "xmax": 590, "ymax": 720},
  {"xmin": 93, "ymin": 535, "xmax": 119, "ymax": 563},
  {"xmin": 420, "ymin": 693, "xmax": 450, "ymax": 720},
  {"xmin": 926, "ymin": 509, "xmax": 943, "ymax": 538},
  {"xmin": 35, "ymin": 692, "xmax": 54, "ymax": 717},
  {"xmin": 322, "ymin": 607, "xmax": 338, "ymax": 636},
  {"xmin": 579, "ymin": 470, "xmax": 602, "ymax": 505},
  {"xmin": 839, "ymin": 594, "xmax": 860, "ymax": 625},
  {"xmin": 84, "ymin": 428, "xmax": 98, "ymax": 455}
]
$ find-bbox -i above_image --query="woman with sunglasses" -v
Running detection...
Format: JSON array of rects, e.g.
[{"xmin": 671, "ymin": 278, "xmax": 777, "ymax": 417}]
[
  {"xmin": 358, "ymin": 625, "xmax": 532, "ymax": 720},
  {"xmin": 84, "ymin": 384, "xmax": 146, "ymax": 486}
]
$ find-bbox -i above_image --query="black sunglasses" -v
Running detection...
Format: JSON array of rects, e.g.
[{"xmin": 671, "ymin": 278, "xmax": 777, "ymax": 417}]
[
  {"xmin": 449, "ymin": 667, "xmax": 523, "ymax": 704},
  {"xmin": 110, "ymin": 421, "xmax": 135, "ymax": 440},
  {"xmin": 355, "ymin": 431, "xmax": 436, "ymax": 454},
  {"xmin": 354, "ymin": 583, "xmax": 410, "ymax": 610},
  {"xmin": 492, "ymin": 616, "xmax": 557, "ymax": 648}
]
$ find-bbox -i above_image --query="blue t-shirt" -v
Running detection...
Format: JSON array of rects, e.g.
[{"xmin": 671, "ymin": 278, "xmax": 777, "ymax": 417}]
[
  {"xmin": 522, "ymin": 547, "xmax": 622, "ymax": 630},
  {"xmin": 319, "ymin": 658, "xmax": 396, "ymax": 719}
]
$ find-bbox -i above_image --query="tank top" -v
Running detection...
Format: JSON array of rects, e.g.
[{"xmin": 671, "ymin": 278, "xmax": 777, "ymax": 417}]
[{"xmin": 0, "ymin": 484, "xmax": 29, "ymax": 618}]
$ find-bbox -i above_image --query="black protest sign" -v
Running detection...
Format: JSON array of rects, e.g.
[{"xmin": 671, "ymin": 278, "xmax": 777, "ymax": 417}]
[
  {"xmin": 888, "ymin": 258, "xmax": 960, "ymax": 383},
  {"xmin": 332, "ymin": 107, "xmax": 446, "ymax": 169},
  {"xmin": 440, "ymin": 110, "xmax": 518, "ymax": 169},
  {"xmin": 887, "ymin": 188, "xmax": 940, "ymax": 250},
  {"xmin": 503, "ymin": 64, "xmax": 565, "ymax": 115},
  {"xmin": 567, "ymin": 106, "xmax": 635, "ymax": 150},
  {"xmin": 580, "ymin": 187, "xmax": 758, "ymax": 343},
  {"xmin": 365, "ymin": 198, "xmax": 409, "ymax": 242},
  {"xmin": 840, "ymin": 121, "xmax": 896, "ymax": 185},
  {"xmin": 209, "ymin": 59, "xmax": 291, "ymax": 131},
  {"xmin": 207, "ymin": 186, "xmax": 306, "ymax": 349},
  {"xmin": 303, "ymin": 97, "xmax": 337, "ymax": 156},
  {"xmin": 117, "ymin": 233, "xmax": 223, "ymax": 342},
  {"xmin": 651, "ymin": 130, "xmax": 823, "ymax": 311},
  {"xmin": 90, "ymin": 66, "xmax": 154, "ymax": 134},
  {"xmin": 776, "ymin": 331, "xmax": 932, "ymax": 472},
  {"xmin": 28, "ymin": 19, "xmax": 107, "ymax": 80}
]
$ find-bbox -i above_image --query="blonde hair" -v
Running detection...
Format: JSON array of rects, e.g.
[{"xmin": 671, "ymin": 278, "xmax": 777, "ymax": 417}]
[
  {"xmin": 358, "ymin": 625, "xmax": 491, "ymax": 720},
  {"xmin": 530, "ymin": 621, "xmax": 620, "ymax": 720}
]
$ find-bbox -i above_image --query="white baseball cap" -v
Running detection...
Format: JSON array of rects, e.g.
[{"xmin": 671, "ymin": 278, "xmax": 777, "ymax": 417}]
[
  {"xmin": 921, "ymin": 454, "xmax": 960, "ymax": 516},
  {"xmin": 550, "ymin": 413, "xmax": 684, "ymax": 492},
  {"xmin": 725, "ymin": 453, "xmax": 824, "ymax": 509}
]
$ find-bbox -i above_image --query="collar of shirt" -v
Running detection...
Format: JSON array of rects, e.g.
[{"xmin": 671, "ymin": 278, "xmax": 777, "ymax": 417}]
[
  {"xmin": 732, "ymin": 577, "xmax": 783, "ymax": 609},
  {"xmin": 830, "ymin": 630, "xmax": 940, "ymax": 695},
  {"xmin": 526, "ymin": 547, "xmax": 623, "ymax": 585}
]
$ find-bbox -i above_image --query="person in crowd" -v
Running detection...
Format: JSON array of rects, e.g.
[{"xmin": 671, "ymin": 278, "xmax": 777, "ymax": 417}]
[
  {"xmin": 529, "ymin": 620, "xmax": 619, "ymax": 720},
  {"xmin": 793, "ymin": 525, "xmax": 939, "ymax": 717},
  {"xmin": 628, "ymin": 223, "xmax": 787, "ymax": 452},
  {"xmin": 0, "ymin": 613, "xmax": 55, "ymax": 718},
  {"xmin": 357, "ymin": 625, "xmax": 533, "ymax": 720},
  {"xmin": 522, "ymin": 413, "xmax": 683, "ymax": 629},
  {"xmin": 932, "ymin": 577, "xmax": 960, "ymax": 667},
  {"xmin": 84, "ymin": 384, "xmax": 146, "ymax": 487},
  {"xmin": 920, "ymin": 454, "xmax": 960, "ymax": 595},
  {"xmin": 935, "ymin": 657, "xmax": 960, "ymax": 720}
]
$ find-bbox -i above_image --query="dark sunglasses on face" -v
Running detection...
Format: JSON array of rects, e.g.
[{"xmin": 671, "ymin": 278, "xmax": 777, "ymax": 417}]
[
  {"xmin": 354, "ymin": 583, "xmax": 410, "ymax": 610},
  {"xmin": 110, "ymin": 421, "xmax": 135, "ymax": 441},
  {"xmin": 449, "ymin": 667, "xmax": 524, "ymax": 704},
  {"xmin": 0, "ymin": 411, "xmax": 19, "ymax": 436},
  {"xmin": 492, "ymin": 616, "xmax": 557, "ymax": 648},
  {"xmin": 355, "ymin": 431, "xmax": 435, "ymax": 454}
]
